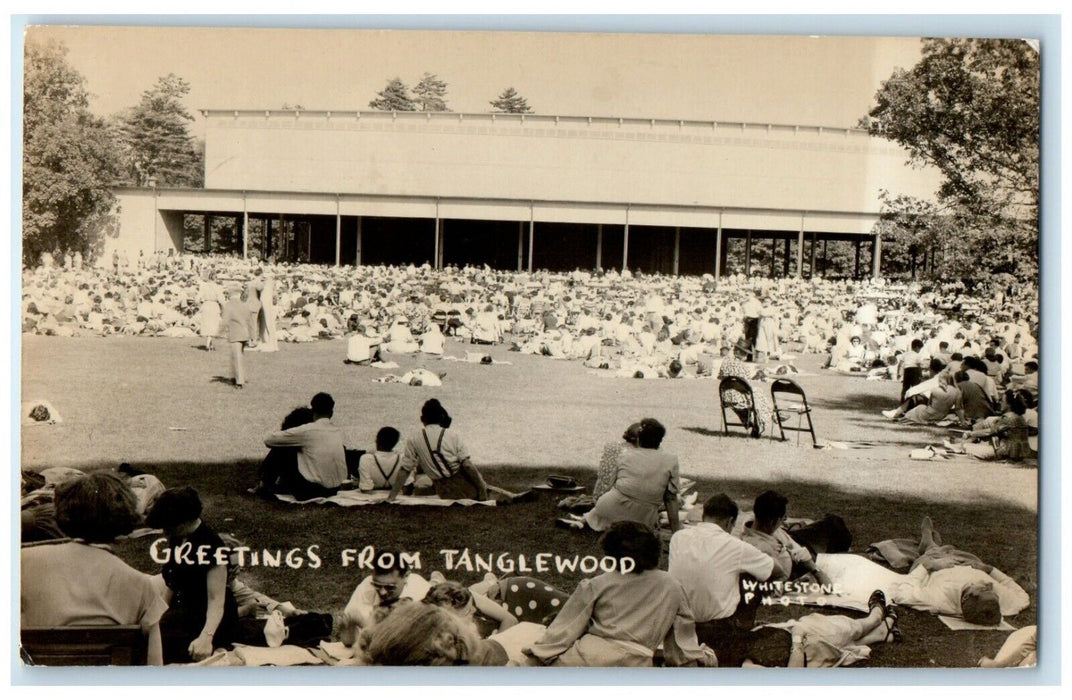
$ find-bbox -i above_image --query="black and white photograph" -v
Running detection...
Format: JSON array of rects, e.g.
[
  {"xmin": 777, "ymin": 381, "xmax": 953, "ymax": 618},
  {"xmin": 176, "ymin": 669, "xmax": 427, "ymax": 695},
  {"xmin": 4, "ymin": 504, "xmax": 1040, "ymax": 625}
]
[{"xmin": 15, "ymin": 22, "xmax": 1044, "ymax": 674}]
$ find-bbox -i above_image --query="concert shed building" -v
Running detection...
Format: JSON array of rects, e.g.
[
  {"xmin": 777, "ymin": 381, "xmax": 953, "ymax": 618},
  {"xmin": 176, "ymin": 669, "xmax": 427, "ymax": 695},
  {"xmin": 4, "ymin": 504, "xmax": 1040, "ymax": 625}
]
[{"xmin": 108, "ymin": 108, "xmax": 940, "ymax": 279}]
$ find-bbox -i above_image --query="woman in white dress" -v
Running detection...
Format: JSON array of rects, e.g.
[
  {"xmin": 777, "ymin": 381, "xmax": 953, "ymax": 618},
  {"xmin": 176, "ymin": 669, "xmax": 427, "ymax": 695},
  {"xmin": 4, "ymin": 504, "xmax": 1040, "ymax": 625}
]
[
  {"xmin": 197, "ymin": 270, "xmax": 223, "ymax": 351},
  {"xmin": 256, "ymin": 274, "xmax": 279, "ymax": 352}
]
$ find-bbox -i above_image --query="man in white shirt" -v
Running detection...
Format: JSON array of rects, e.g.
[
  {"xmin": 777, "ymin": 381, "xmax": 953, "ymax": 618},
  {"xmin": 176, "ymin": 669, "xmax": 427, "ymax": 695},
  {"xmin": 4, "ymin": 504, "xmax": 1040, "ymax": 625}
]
[
  {"xmin": 263, "ymin": 392, "xmax": 348, "ymax": 500},
  {"xmin": 342, "ymin": 557, "xmax": 431, "ymax": 630},
  {"xmin": 669, "ymin": 493, "xmax": 775, "ymax": 667}
]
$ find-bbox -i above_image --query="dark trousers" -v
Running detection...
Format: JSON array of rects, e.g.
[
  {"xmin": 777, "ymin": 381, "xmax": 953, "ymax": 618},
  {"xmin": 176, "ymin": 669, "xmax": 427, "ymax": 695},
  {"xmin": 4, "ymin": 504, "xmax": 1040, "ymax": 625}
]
[
  {"xmin": 743, "ymin": 317, "xmax": 760, "ymax": 361},
  {"xmin": 259, "ymin": 448, "xmax": 338, "ymax": 501},
  {"xmin": 901, "ymin": 366, "xmax": 923, "ymax": 402},
  {"xmin": 695, "ymin": 578, "xmax": 763, "ymax": 668}
]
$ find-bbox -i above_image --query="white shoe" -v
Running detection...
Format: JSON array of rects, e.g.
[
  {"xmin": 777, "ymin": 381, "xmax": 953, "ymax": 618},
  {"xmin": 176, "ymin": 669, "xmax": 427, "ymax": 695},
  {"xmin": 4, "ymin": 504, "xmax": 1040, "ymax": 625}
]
[{"xmin": 882, "ymin": 409, "xmax": 898, "ymax": 419}]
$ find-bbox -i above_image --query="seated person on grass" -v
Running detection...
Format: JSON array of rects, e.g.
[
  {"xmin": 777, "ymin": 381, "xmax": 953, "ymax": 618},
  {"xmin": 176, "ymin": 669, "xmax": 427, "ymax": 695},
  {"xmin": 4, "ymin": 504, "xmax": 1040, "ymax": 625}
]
[
  {"xmin": 739, "ymin": 490, "xmax": 832, "ymax": 586},
  {"xmin": 943, "ymin": 390, "xmax": 1031, "ymax": 463},
  {"xmin": 262, "ymin": 392, "xmax": 348, "ymax": 501},
  {"xmin": 357, "ymin": 427, "xmax": 412, "ymax": 493}
]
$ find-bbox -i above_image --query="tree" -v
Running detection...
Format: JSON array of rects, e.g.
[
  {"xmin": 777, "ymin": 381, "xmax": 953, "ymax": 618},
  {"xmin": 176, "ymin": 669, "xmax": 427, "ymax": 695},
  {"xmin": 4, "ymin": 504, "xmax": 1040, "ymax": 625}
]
[
  {"xmin": 22, "ymin": 40, "xmax": 122, "ymax": 266},
  {"xmin": 118, "ymin": 73, "xmax": 203, "ymax": 188},
  {"xmin": 413, "ymin": 72, "xmax": 449, "ymax": 112},
  {"xmin": 369, "ymin": 77, "xmax": 416, "ymax": 111},
  {"xmin": 489, "ymin": 87, "xmax": 533, "ymax": 114},
  {"xmin": 864, "ymin": 39, "xmax": 1039, "ymax": 285}
]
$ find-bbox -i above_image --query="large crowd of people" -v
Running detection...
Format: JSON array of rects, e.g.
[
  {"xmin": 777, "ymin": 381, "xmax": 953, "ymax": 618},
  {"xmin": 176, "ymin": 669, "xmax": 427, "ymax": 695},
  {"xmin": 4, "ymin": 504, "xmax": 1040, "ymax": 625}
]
[{"xmin": 20, "ymin": 251, "xmax": 1040, "ymax": 668}]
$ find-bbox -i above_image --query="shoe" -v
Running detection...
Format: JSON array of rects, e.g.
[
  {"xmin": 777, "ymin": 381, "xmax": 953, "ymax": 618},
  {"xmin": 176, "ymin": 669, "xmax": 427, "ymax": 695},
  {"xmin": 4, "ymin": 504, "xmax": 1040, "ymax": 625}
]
[
  {"xmin": 881, "ymin": 409, "xmax": 898, "ymax": 420},
  {"xmin": 867, "ymin": 589, "xmax": 888, "ymax": 617},
  {"xmin": 885, "ymin": 604, "xmax": 902, "ymax": 642},
  {"xmin": 509, "ymin": 489, "xmax": 537, "ymax": 504},
  {"xmin": 942, "ymin": 439, "xmax": 965, "ymax": 454},
  {"xmin": 555, "ymin": 517, "xmax": 586, "ymax": 530}
]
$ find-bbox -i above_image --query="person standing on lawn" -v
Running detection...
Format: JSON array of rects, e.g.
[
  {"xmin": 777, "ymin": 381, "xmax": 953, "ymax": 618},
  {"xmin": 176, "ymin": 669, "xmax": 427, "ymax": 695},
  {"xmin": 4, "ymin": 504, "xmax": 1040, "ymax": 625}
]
[{"xmin": 220, "ymin": 284, "xmax": 251, "ymax": 388}]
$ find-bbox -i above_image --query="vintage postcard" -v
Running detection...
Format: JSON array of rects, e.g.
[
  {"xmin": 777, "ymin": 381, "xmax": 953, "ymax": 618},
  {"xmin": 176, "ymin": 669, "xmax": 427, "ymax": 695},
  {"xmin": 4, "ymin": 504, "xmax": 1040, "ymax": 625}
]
[{"xmin": 17, "ymin": 24, "xmax": 1040, "ymax": 675}]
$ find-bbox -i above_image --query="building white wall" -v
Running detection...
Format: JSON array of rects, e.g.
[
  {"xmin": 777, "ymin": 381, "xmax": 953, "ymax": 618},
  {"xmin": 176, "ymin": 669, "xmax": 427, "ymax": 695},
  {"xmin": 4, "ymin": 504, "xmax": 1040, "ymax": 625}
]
[{"xmin": 202, "ymin": 110, "xmax": 940, "ymax": 215}]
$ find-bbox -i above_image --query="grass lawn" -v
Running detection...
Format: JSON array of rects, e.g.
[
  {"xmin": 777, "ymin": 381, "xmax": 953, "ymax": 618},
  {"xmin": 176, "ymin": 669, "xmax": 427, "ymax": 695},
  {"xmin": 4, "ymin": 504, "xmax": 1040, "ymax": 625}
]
[{"xmin": 20, "ymin": 335, "xmax": 1039, "ymax": 668}]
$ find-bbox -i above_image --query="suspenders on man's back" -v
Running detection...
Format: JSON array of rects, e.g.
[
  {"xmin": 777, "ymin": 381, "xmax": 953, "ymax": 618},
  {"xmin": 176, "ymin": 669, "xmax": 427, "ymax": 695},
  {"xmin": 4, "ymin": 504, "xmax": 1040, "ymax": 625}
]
[{"xmin": 421, "ymin": 427, "xmax": 456, "ymax": 478}]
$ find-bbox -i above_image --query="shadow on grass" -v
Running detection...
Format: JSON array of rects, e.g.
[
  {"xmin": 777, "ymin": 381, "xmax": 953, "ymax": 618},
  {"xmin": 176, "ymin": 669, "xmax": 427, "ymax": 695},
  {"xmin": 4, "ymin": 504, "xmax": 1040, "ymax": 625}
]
[
  {"xmin": 682, "ymin": 426, "xmax": 763, "ymax": 440},
  {"xmin": 77, "ymin": 458, "xmax": 1036, "ymax": 669},
  {"xmin": 809, "ymin": 392, "xmax": 900, "ymax": 413},
  {"xmin": 209, "ymin": 375, "xmax": 235, "ymax": 385}
]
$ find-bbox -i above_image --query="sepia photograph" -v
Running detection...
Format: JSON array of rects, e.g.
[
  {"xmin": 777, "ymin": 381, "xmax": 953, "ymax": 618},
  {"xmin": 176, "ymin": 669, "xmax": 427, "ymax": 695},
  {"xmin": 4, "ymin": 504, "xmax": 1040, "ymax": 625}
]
[{"xmin": 15, "ymin": 21, "xmax": 1043, "ymax": 675}]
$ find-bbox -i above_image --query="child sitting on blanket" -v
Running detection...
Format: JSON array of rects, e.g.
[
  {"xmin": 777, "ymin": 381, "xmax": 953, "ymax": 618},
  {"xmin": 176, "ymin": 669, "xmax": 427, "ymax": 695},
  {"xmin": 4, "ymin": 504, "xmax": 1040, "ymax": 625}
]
[{"xmin": 357, "ymin": 427, "xmax": 413, "ymax": 494}]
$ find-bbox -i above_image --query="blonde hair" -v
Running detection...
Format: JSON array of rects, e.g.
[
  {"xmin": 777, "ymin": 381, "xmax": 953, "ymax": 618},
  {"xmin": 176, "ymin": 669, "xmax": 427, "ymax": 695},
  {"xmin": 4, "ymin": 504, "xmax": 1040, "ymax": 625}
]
[{"xmin": 359, "ymin": 602, "xmax": 476, "ymax": 666}]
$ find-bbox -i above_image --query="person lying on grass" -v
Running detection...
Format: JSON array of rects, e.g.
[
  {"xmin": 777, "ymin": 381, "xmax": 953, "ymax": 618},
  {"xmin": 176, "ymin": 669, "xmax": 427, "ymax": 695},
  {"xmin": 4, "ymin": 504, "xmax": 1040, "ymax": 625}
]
[
  {"xmin": 741, "ymin": 589, "xmax": 901, "ymax": 668},
  {"xmin": 387, "ymin": 399, "xmax": 533, "ymax": 505},
  {"xmin": 341, "ymin": 555, "xmax": 431, "ymax": 635}
]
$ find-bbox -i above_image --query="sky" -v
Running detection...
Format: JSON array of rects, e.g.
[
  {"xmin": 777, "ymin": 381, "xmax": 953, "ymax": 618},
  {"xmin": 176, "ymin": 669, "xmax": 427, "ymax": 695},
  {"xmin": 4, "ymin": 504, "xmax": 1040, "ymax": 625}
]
[{"xmin": 24, "ymin": 25, "xmax": 926, "ymax": 139}]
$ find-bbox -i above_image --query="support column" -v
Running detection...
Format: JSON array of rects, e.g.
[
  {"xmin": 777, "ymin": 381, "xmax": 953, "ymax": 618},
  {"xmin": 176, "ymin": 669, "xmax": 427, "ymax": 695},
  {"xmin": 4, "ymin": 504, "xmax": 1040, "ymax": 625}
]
[
  {"xmin": 241, "ymin": 199, "xmax": 248, "ymax": 260},
  {"xmin": 517, "ymin": 222, "xmax": 524, "ymax": 272},
  {"xmin": 203, "ymin": 214, "xmax": 211, "ymax": 253},
  {"xmin": 808, "ymin": 231, "xmax": 817, "ymax": 278},
  {"xmin": 263, "ymin": 217, "xmax": 271, "ymax": 260},
  {"xmin": 854, "ymin": 239, "xmax": 861, "ymax": 279},
  {"xmin": 334, "ymin": 199, "xmax": 341, "ymax": 267},
  {"xmin": 796, "ymin": 218, "xmax": 805, "ymax": 278},
  {"xmin": 356, "ymin": 216, "xmax": 363, "ymax": 266},
  {"xmin": 596, "ymin": 224, "xmax": 603, "ymax": 270},
  {"xmin": 872, "ymin": 234, "xmax": 882, "ymax": 279},
  {"xmin": 279, "ymin": 214, "xmax": 285, "ymax": 261},
  {"xmin": 672, "ymin": 227, "xmax": 680, "ymax": 276},
  {"xmin": 305, "ymin": 225, "xmax": 311, "ymax": 263},
  {"xmin": 822, "ymin": 239, "xmax": 827, "ymax": 276},
  {"xmin": 527, "ymin": 213, "xmax": 534, "ymax": 274},
  {"xmin": 745, "ymin": 230, "xmax": 752, "ymax": 276},
  {"xmin": 714, "ymin": 214, "xmax": 723, "ymax": 282},
  {"xmin": 434, "ymin": 220, "xmax": 442, "ymax": 270},
  {"xmin": 622, "ymin": 206, "xmax": 630, "ymax": 272}
]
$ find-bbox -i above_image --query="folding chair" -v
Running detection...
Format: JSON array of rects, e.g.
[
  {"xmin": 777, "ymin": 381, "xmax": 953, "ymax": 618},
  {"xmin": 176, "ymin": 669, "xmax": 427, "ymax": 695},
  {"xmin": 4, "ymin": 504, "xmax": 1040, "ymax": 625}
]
[
  {"xmin": 770, "ymin": 378, "xmax": 819, "ymax": 447},
  {"xmin": 21, "ymin": 626, "xmax": 148, "ymax": 666},
  {"xmin": 719, "ymin": 376, "xmax": 759, "ymax": 438}
]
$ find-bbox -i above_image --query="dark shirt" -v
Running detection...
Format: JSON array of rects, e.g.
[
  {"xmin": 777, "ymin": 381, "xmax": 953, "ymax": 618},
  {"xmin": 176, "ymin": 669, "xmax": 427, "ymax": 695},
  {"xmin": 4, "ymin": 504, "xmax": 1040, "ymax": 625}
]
[{"xmin": 957, "ymin": 381, "xmax": 994, "ymax": 421}]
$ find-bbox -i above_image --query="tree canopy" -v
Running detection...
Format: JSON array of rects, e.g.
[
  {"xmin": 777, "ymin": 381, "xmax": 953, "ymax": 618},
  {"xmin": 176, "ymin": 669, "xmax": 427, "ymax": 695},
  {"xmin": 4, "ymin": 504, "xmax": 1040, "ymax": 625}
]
[
  {"xmin": 865, "ymin": 39, "xmax": 1039, "ymax": 285},
  {"xmin": 489, "ymin": 87, "xmax": 533, "ymax": 114},
  {"xmin": 369, "ymin": 77, "xmax": 417, "ymax": 111},
  {"xmin": 118, "ymin": 73, "xmax": 203, "ymax": 188},
  {"xmin": 22, "ymin": 40, "xmax": 122, "ymax": 266},
  {"xmin": 413, "ymin": 72, "xmax": 449, "ymax": 112}
]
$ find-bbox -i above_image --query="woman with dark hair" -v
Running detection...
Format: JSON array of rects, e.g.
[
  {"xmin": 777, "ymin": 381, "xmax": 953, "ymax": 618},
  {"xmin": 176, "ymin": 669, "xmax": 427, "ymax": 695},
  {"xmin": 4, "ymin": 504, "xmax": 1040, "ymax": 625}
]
[
  {"xmin": 21, "ymin": 472, "xmax": 168, "ymax": 665},
  {"xmin": 525, "ymin": 522, "xmax": 714, "ymax": 667},
  {"xmin": 387, "ymin": 399, "xmax": 532, "ymax": 504},
  {"xmin": 146, "ymin": 486, "xmax": 240, "ymax": 663},
  {"xmin": 944, "ymin": 390, "xmax": 1031, "ymax": 462},
  {"xmin": 576, "ymin": 418, "xmax": 681, "ymax": 532},
  {"xmin": 251, "ymin": 406, "xmax": 316, "ymax": 497},
  {"xmin": 592, "ymin": 421, "xmax": 642, "ymax": 500}
]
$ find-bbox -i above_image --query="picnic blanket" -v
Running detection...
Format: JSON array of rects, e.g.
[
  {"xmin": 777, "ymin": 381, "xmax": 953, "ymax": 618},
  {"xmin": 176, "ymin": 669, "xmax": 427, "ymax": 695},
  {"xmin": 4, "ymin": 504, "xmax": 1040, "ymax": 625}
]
[
  {"xmin": 938, "ymin": 615, "xmax": 1016, "ymax": 632},
  {"xmin": 792, "ymin": 553, "xmax": 909, "ymax": 612},
  {"xmin": 275, "ymin": 491, "xmax": 495, "ymax": 507}
]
